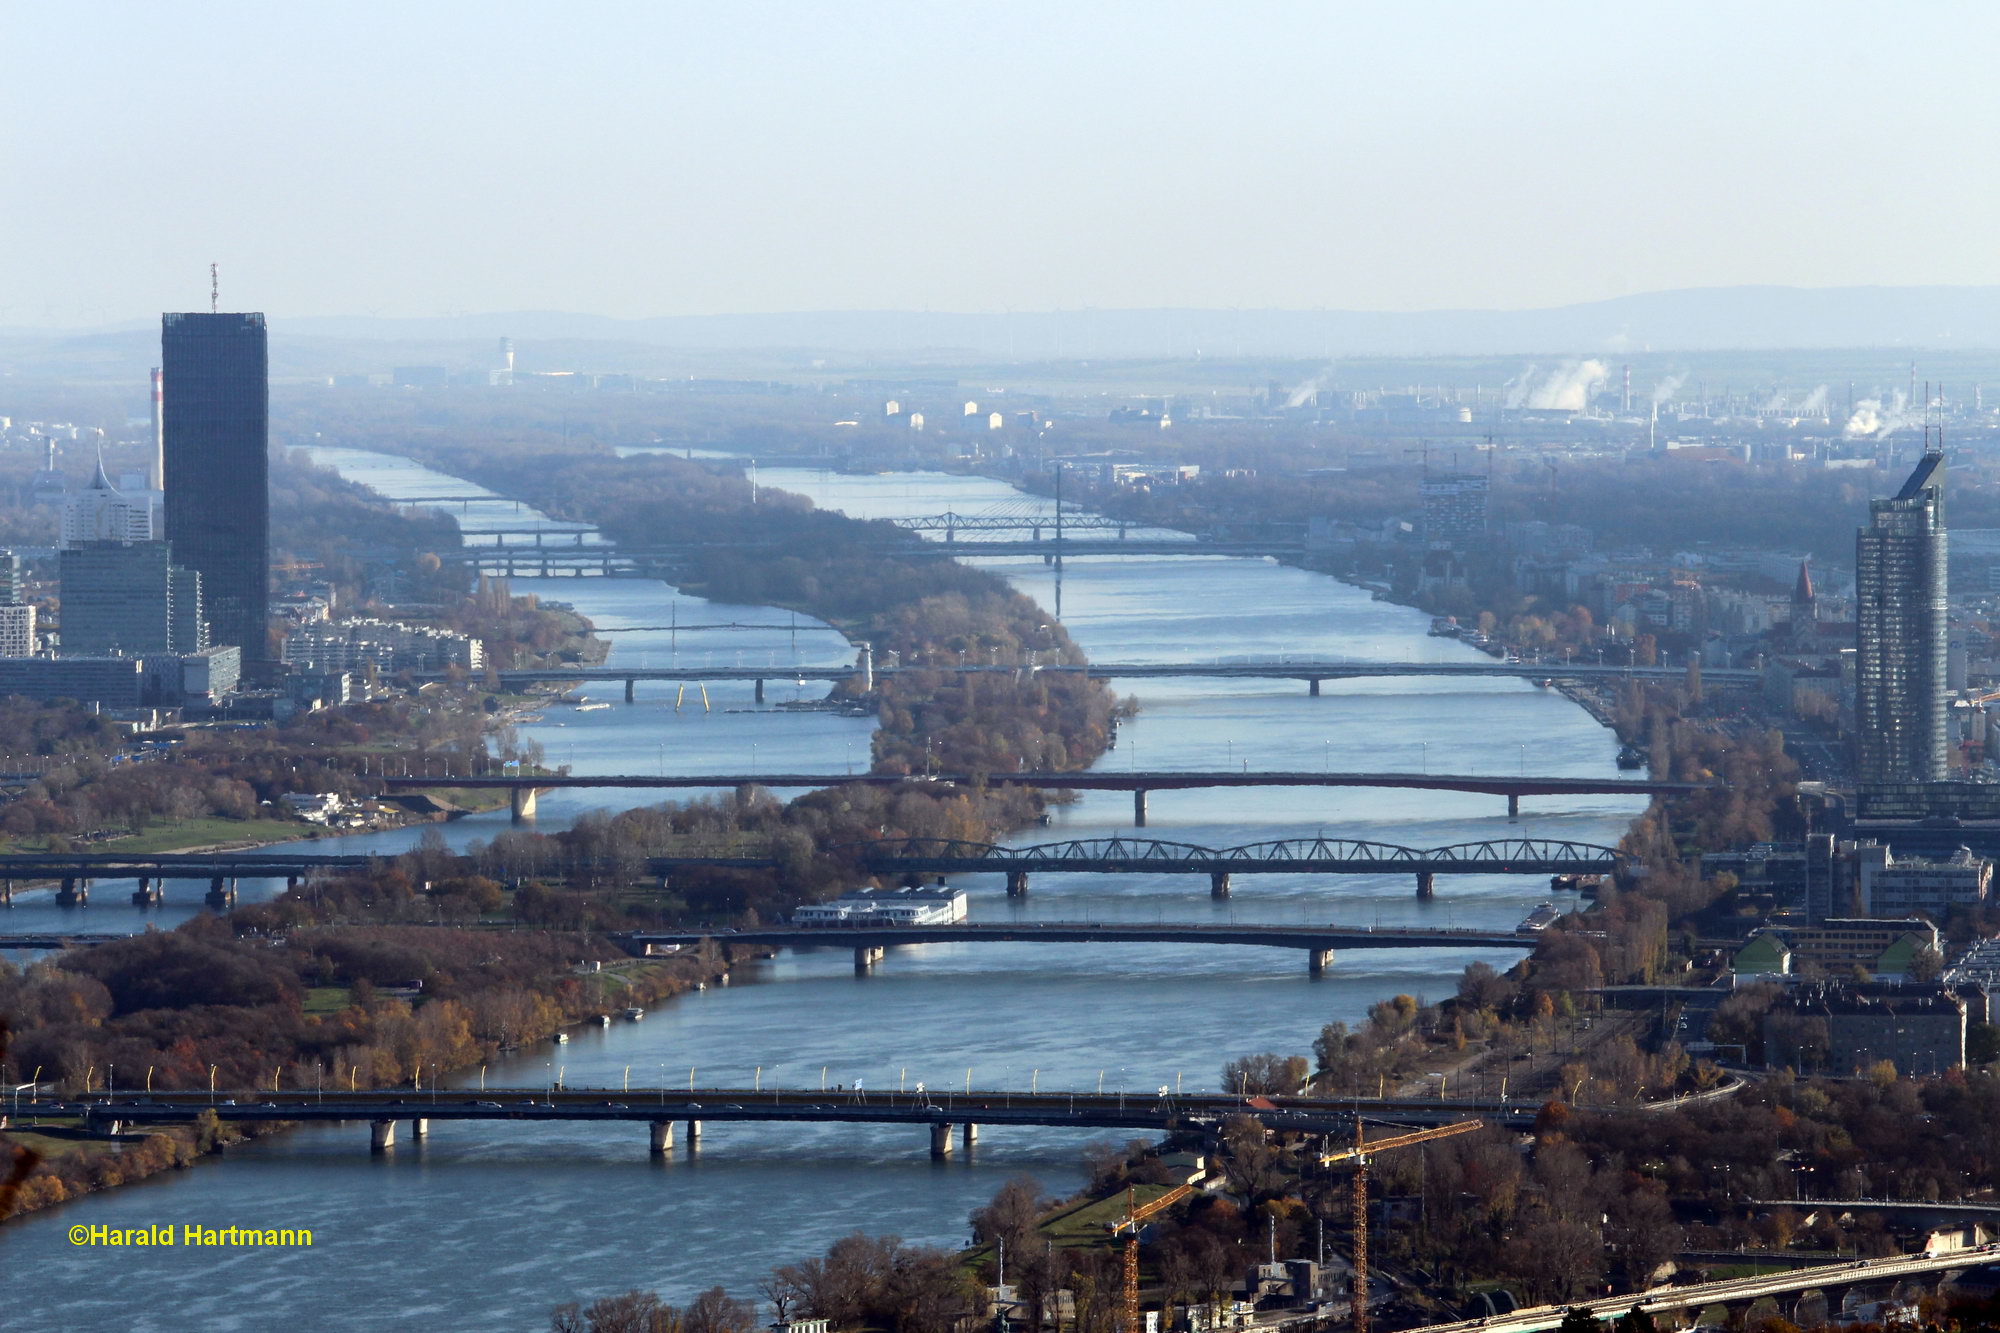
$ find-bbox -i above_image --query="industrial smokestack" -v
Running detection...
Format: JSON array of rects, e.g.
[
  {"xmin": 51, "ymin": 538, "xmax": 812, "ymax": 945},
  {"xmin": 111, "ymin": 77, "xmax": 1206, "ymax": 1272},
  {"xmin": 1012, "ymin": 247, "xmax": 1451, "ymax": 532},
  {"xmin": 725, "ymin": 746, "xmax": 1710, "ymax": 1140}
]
[
  {"xmin": 500, "ymin": 337, "xmax": 515, "ymax": 374},
  {"xmin": 149, "ymin": 367, "xmax": 164, "ymax": 491},
  {"xmin": 1622, "ymin": 364, "xmax": 1630, "ymax": 414}
]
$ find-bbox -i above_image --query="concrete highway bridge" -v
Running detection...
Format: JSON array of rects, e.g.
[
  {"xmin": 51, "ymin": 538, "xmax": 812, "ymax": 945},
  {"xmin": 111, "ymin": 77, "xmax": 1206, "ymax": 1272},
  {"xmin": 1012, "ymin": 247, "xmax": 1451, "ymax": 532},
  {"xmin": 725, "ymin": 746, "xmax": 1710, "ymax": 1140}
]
[
  {"xmin": 1405, "ymin": 1247, "xmax": 2000, "ymax": 1333},
  {"xmin": 618, "ymin": 919, "xmax": 1538, "ymax": 975},
  {"xmin": 0, "ymin": 852, "xmax": 375, "ymax": 908},
  {"xmin": 378, "ymin": 768, "xmax": 1690, "ymax": 824},
  {"xmin": 0, "ymin": 932, "xmax": 125, "ymax": 950},
  {"xmin": 452, "ymin": 536, "xmax": 1308, "ymax": 575},
  {"xmin": 830, "ymin": 834, "xmax": 1623, "ymax": 898},
  {"xmin": 38, "ymin": 1087, "xmax": 1532, "ymax": 1157},
  {"xmin": 445, "ymin": 658, "xmax": 1747, "ymax": 697}
]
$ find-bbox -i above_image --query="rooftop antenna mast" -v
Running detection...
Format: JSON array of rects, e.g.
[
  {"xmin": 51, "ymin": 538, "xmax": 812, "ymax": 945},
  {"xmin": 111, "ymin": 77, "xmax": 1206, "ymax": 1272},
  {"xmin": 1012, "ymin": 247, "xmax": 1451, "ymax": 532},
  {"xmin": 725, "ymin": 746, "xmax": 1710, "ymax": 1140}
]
[{"xmin": 210, "ymin": 263, "xmax": 219, "ymax": 314}]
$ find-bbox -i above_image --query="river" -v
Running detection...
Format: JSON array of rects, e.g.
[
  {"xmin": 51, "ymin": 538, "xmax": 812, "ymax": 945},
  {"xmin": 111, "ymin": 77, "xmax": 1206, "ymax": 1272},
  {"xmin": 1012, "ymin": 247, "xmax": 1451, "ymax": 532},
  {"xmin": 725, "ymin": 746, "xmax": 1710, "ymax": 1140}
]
[{"xmin": 1, "ymin": 451, "xmax": 1645, "ymax": 1332}]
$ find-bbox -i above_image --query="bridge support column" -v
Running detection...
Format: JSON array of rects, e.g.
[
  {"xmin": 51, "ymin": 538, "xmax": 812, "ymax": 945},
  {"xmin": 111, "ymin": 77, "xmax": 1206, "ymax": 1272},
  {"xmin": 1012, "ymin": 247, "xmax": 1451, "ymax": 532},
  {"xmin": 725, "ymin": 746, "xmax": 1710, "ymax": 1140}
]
[
  {"xmin": 1309, "ymin": 678, "xmax": 1321, "ymax": 697},
  {"xmin": 961, "ymin": 1122, "xmax": 978, "ymax": 1151},
  {"xmin": 650, "ymin": 1120, "xmax": 675, "ymax": 1154},
  {"xmin": 131, "ymin": 877, "xmax": 161, "ymax": 907},
  {"xmin": 1507, "ymin": 793, "xmax": 1520, "ymax": 820},
  {"xmin": 1415, "ymin": 871, "xmax": 1435, "ymax": 900},
  {"xmin": 930, "ymin": 1123, "xmax": 954, "ymax": 1157},
  {"xmin": 754, "ymin": 678, "xmax": 765, "ymax": 704},
  {"xmin": 286, "ymin": 875, "xmax": 299, "ymax": 892},
  {"xmin": 1210, "ymin": 872, "xmax": 1231, "ymax": 900},
  {"xmin": 685, "ymin": 1119, "xmax": 701, "ymax": 1148},
  {"xmin": 624, "ymin": 678, "xmax": 636, "ymax": 703},
  {"xmin": 57, "ymin": 878, "xmax": 86, "ymax": 906},
  {"xmin": 511, "ymin": 786, "xmax": 540, "ymax": 824},
  {"xmin": 205, "ymin": 877, "xmax": 236, "ymax": 910},
  {"xmin": 1005, "ymin": 870, "xmax": 1029, "ymax": 897},
  {"xmin": 1133, "ymin": 789, "xmax": 1148, "ymax": 827},
  {"xmin": 1308, "ymin": 948, "xmax": 1335, "ymax": 976},
  {"xmin": 409, "ymin": 1118, "xmax": 428, "ymax": 1140},
  {"xmin": 0, "ymin": 879, "xmax": 11, "ymax": 905},
  {"xmin": 855, "ymin": 945, "xmax": 885, "ymax": 972},
  {"xmin": 370, "ymin": 1119, "xmax": 396, "ymax": 1151}
]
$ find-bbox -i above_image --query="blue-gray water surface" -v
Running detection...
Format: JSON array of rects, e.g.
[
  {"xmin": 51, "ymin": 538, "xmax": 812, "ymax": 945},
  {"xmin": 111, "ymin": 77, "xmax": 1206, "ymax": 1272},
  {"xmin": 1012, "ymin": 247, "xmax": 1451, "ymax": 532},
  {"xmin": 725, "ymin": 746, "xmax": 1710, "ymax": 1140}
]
[{"xmin": 2, "ymin": 453, "xmax": 1643, "ymax": 1331}]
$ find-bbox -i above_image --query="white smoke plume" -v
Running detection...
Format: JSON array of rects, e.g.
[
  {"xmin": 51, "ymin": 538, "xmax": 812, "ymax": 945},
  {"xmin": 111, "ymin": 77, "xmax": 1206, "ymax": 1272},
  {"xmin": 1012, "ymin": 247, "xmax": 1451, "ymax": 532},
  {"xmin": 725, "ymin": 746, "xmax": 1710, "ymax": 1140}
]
[
  {"xmin": 1526, "ymin": 359, "xmax": 1608, "ymax": 412},
  {"xmin": 1761, "ymin": 390, "xmax": 1789, "ymax": 413},
  {"xmin": 1799, "ymin": 385, "xmax": 1829, "ymax": 416},
  {"xmin": 1650, "ymin": 373, "xmax": 1686, "ymax": 406},
  {"xmin": 1844, "ymin": 390, "xmax": 1920, "ymax": 438},
  {"xmin": 1284, "ymin": 364, "xmax": 1336, "ymax": 409},
  {"xmin": 1504, "ymin": 364, "xmax": 1539, "ymax": 410}
]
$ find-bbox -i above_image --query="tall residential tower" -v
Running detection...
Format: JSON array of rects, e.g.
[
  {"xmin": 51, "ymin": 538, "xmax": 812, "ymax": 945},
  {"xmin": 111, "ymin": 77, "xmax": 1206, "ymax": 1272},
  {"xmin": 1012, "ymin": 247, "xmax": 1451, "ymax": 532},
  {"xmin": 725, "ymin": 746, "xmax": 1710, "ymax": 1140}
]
[
  {"xmin": 1857, "ymin": 452, "xmax": 1949, "ymax": 783},
  {"xmin": 161, "ymin": 312, "xmax": 268, "ymax": 660}
]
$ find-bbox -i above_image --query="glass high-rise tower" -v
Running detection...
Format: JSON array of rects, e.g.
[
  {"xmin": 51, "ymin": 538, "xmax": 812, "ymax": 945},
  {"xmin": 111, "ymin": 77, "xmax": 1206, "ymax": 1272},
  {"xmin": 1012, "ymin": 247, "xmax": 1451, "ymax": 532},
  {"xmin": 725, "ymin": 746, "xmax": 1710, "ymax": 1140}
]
[
  {"xmin": 162, "ymin": 312, "xmax": 268, "ymax": 660},
  {"xmin": 1856, "ymin": 452, "xmax": 1949, "ymax": 783}
]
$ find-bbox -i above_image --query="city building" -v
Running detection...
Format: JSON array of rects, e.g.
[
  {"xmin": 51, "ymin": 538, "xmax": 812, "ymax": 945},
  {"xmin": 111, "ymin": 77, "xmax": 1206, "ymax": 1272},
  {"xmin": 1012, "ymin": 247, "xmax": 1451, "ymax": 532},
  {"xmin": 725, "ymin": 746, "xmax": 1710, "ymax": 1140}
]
[
  {"xmin": 1852, "ymin": 841, "xmax": 1991, "ymax": 917},
  {"xmin": 0, "ymin": 604, "xmax": 35, "ymax": 657},
  {"xmin": 60, "ymin": 457, "xmax": 153, "ymax": 548},
  {"xmin": 1732, "ymin": 916, "xmax": 1940, "ymax": 982},
  {"xmin": 1420, "ymin": 472, "xmax": 1490, "ymax": 550},
  {"xmin": 280, "ymin": 618, "xmax": 483, "ymax": 674},
  {"xmin": 1856, "ymin": 452, "xmax": 1948, "ymax": 782},
  {"xmin": 0, "ymin": 656, "xmax": 146, "ymax": 707},
  {"xmin": 58, "ymin": 542, "xmax": 206, "ymax": 657},
  {"xmin": 1764, "ymin": 983, "xmax": 1967, "ymax": 1076},
  {"xmin": 162, "ymin": 311, "xmax": 269, "ymax": 660}
]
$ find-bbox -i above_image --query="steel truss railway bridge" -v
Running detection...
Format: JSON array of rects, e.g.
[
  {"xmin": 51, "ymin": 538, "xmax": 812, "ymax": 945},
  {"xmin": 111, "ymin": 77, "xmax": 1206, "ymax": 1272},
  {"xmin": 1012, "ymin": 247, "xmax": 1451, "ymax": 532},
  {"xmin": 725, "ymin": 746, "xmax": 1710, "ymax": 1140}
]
[
  {"xmin": 830, "ymin": 834, "xmax": 1623, "ymax": 899},
  {"xmin": 34, "ymin": 1088, "xmax": 1531, "ymax": 1157}
]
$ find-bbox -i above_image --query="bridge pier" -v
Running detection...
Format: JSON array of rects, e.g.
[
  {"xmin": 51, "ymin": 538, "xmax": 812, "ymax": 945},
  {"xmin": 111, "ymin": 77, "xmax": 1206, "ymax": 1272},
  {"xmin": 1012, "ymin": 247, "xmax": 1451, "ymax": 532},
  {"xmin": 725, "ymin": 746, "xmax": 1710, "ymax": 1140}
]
[
  {"xmin": 1308, "ymin": 678, "xmax": 1321, "ymax": 697},
  {"xmin": 650, "ymin": 1120, "xmax": 675, "ymax": 1154},
  {"xmin": 961, "ymin": 1122, "xmax": 978, "ymax": 1151},
  {"xmin": 57, "ymin": 877, "xmax": 87, "ymax": 906},
  {"xmin": 1005, "ymin": 870, "xmax": 1029, "ymax": 897},
  {"xmin": 754, "ymin": 678, "xmax": 765, "ymax": 704},
  {"xmin": 510, "ymin": 786, "xmax": 541, "ymax": 823},
  {"xmin": 1308, "ymin": 947, "xmax": 1334, "ymax": 976},
  {"xmin": 929, "ymin": 1123, "xmax": 954, "ymax": 1157},
  {"xmin": 0, "ymin": 879, "xmax": 11, "ymax": 905},
  {"xmin": 1415, "ymin": 871, "xmax": 1435, "ymax": 900},
  {"xmin": 205, "ymin": 877, "xmax": 237, "ymax": 910},
  {"xmin": 409, "ymin": 1117, "xmax": 428, "ymax": 1140},
  {"xmin": 624, "ymin": 678, "xmax": 636, "ymax": 703},
  {"xmin": 855, "ymin": 945, "xmax": 885, "ymax": 972},
  {"xmin": 370, "ymin": 1119, "xmax": 396, "ymax": 1151},
  {"xmin": 1133, "ymin": 789, "xmax": 1148, "ymax": 827},
  {"xmin": 685, "ymin": 1119, "xmax": 701, "ymax": 1148},
  {"xmin": 131, "ymin": 877, "xmax": 161, "ymax": 907},
  {"xmin": 1210, "ymin": 872, "xmax": 1231, "ymax": 900},
  {"xmin": 1507, "ymin": 793, "xmax": 1520, "ymax": 820}
]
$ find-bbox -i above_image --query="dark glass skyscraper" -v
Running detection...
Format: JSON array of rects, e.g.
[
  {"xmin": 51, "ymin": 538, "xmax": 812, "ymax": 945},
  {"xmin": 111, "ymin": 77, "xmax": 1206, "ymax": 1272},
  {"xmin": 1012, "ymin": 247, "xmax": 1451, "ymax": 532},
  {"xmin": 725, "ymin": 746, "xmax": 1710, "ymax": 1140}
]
[
  {"xmin": 1857, "ymin": 452, "xmax": 1949, "ymax": 783},
  {"xmin": 162, "ymin": 312, "xmax": 268, "ymax": 659}
]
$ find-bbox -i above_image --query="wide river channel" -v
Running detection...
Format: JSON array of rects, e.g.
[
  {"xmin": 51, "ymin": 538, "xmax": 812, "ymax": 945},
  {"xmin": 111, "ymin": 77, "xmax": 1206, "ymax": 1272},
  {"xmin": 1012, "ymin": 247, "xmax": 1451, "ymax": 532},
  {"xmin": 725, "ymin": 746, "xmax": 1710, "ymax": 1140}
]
[{"xmin": 4, "ymin": 450, "xmax": 1646, "ymax": 1331}]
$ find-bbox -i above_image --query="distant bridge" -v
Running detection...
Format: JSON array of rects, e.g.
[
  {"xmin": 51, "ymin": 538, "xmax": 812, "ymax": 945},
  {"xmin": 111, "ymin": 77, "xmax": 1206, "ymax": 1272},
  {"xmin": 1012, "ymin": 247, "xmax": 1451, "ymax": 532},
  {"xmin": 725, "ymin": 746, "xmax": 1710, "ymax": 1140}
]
[
  {"xmin": 44, "ymin": 1087, "xmax": 1531, "ymax": 1157},
  {"xmin": 0, "ymin": 852, "xmax": 374, "ymax": 908},
  {"xmin": 833, "ymin": 834, "xmax": 1621, "ymax": 898},
  {"xmin": 379, "ymin": 768, "xmax": 1688, "ymax": 825},
  {"xmin": 619, "ymin": 919, "xmax": 1538, "ymax": 975},
  {"xmin": 451, "ymin": 536, "xmax": 1307, "ymax": 575}
]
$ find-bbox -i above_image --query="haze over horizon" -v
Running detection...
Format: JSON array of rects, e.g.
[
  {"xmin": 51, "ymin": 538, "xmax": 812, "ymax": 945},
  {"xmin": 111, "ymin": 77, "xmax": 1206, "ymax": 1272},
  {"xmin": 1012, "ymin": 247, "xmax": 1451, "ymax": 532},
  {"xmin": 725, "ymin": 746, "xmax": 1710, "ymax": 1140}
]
[{"xmin": 8, "ymin": 1, "xmax": 2000, "ymax": 330}]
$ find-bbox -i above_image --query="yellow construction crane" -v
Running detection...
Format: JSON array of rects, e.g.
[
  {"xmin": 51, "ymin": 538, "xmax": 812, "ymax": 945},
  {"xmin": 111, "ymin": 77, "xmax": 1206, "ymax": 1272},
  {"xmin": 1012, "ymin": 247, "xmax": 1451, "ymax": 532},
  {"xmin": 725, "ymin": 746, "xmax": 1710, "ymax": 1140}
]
[
  {"xmin": 1321, "ymin": 1117, "xmax": 1483, "ymax": 1333},
  {"xmin": 1109, "ymin": 1182, "xmax": 1195, "ymax": 1333}
]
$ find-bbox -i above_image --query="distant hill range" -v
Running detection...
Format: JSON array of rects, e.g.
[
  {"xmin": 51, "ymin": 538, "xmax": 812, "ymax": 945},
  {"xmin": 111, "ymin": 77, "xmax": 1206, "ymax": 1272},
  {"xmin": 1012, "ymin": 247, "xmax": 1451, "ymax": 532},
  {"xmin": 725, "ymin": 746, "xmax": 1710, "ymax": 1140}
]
[
  {"xmin": 7, "ymin": 286, "xmax": 2000, "ymax": 376},
  {"xmin": 270, "ymin": 286, "xmax": 2000, "ymax": 358}
]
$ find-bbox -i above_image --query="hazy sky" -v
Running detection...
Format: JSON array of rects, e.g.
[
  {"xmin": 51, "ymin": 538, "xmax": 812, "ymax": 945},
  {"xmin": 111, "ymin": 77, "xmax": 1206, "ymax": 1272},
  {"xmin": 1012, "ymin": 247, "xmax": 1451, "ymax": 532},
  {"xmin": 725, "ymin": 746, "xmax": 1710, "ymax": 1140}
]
[{"xmin": 7, "ymin": 1, "xmax": 1999, "ymax": 326}]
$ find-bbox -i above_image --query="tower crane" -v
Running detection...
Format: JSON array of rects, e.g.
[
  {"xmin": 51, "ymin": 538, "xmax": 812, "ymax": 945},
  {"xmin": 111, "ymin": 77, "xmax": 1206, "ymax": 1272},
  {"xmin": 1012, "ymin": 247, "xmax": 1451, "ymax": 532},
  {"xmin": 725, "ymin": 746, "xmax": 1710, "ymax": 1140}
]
[
  {"xmin": 1320, "ymin": 1117, "xmax": 1483, "ymax": 1333},
  {"xmin": 1109, "ymin": 1182, "xmax": 1195, "ymax": 1333}
]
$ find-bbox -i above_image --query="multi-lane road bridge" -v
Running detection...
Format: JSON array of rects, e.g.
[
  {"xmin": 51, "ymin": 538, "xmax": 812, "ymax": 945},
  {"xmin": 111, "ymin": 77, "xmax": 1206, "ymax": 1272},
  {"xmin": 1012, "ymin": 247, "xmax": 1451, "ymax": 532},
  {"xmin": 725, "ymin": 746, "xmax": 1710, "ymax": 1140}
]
[
  {"xmin": 32, "ymin": 1087, "xmax": 1530, "ymax": 1157},
  {"xmin": 0, "ymin": 852, "xmax": 375, "ymax": 908},
  {"xmin": 378, "ymin": 768, "xmax": 1689, "ymax": 825},
  {"xmin": 444, "ymin": 657, "xmax": 1746, "ymax": 698},
  {"xmin": 619, "ymin": 919, "xmax": 1540, "ymax": 975}
]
